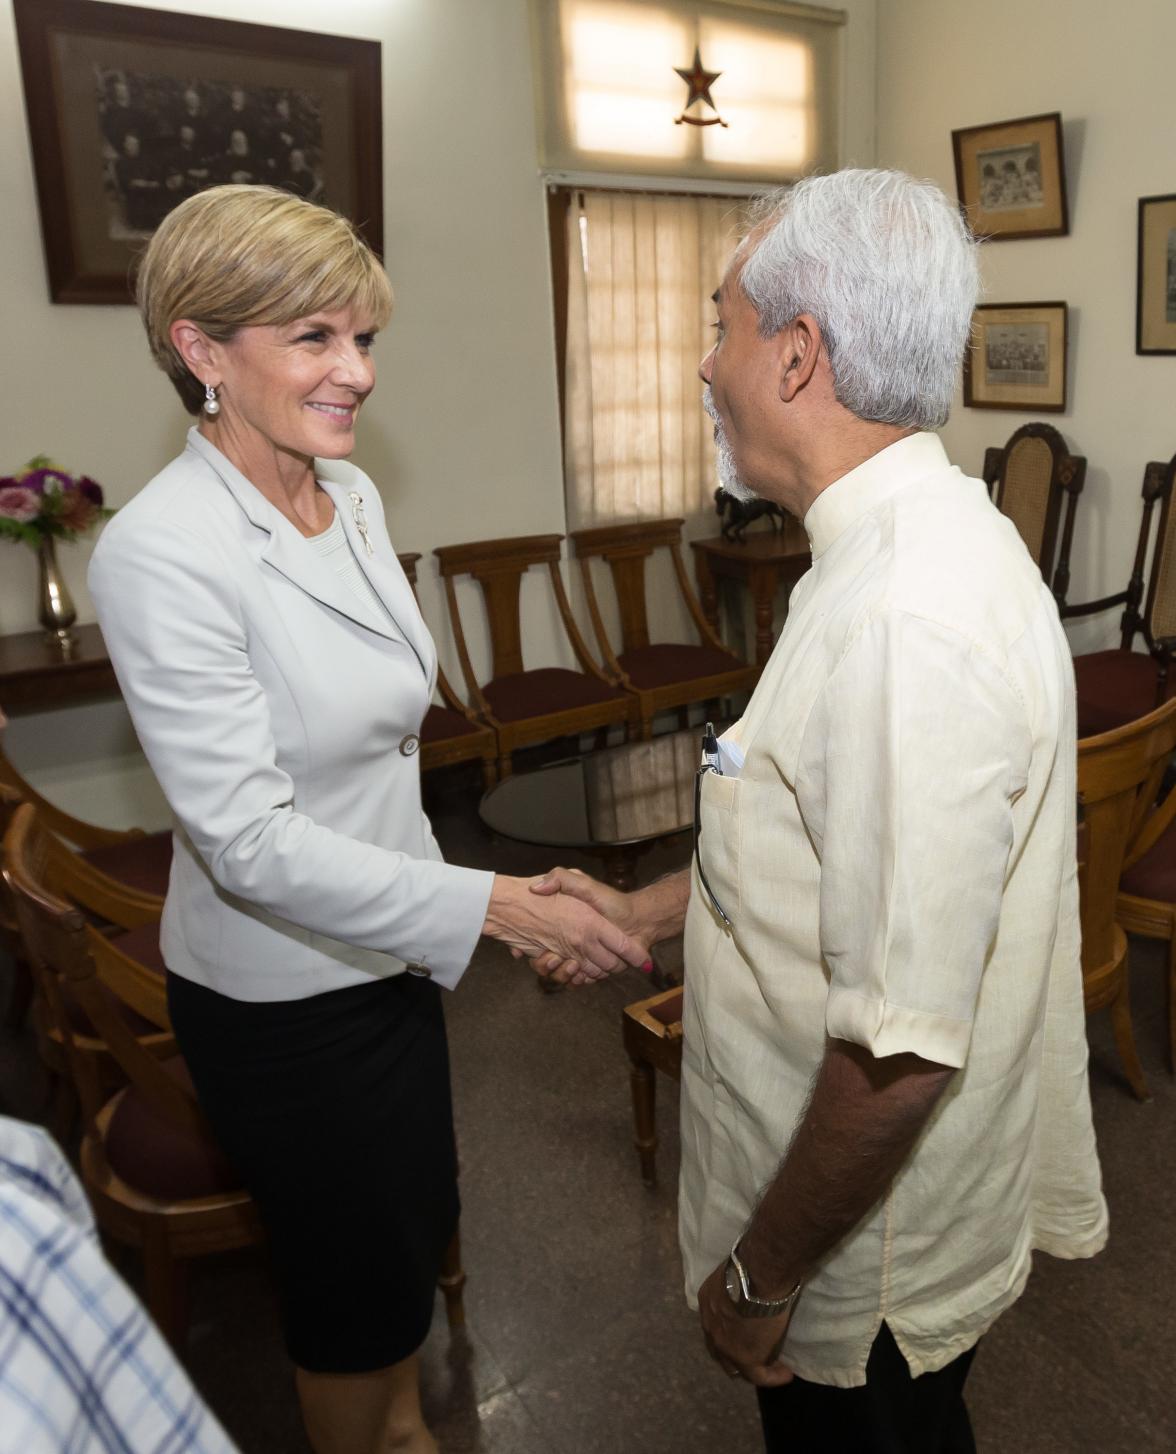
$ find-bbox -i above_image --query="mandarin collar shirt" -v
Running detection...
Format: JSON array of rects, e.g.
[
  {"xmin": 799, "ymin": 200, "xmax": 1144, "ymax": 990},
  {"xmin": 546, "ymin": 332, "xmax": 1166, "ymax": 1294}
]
[{"xmin": 679, "ymin": 431, "xmax": 1107, "ymax": 1386}]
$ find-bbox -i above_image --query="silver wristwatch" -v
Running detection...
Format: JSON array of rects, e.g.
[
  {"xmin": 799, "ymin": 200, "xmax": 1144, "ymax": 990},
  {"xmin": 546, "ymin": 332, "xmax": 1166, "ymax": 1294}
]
[{"xmin": 723, "ymin": 1242, "xmax": 803, "ymax": 1319}]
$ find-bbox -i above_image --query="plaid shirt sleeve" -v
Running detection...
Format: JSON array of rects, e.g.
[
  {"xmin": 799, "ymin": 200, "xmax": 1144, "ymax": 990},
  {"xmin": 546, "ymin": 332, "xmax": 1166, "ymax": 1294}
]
[{"xmin": 0, "ymin": 1116, "xmax": 239, "ymax": 1454}]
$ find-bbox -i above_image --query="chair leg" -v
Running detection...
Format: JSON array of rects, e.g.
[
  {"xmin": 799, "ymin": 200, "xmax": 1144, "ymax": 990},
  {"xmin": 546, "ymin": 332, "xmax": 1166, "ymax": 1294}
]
[
  {"xmin": 1167, "ymin": 930, "xmax": 1176, "ymax": 1075},
  {"xmin": 142, "ymin": 1226, "xmax": 190, "ymax": 1351},
  {"xmin": 1109, "ymin": 971, "xmax": 1150, "ymax": 1102},
  {"xmin": 438, "ymin": 1227, "xmax": 466, "ymax": 1330},
  {"xmin": 628, "ymin": 1055, "xmax": 658, "ymax": 1189},
  {"xmin": 639, "ymin": 714, "xmax": 654, "ymax": 741},
  {"xmin": 480, "ymin": 757, "xmax": 498, "ymax": 793},
  {"xmin": 4, "ymin": 955, "xmax": 34, "ymax": 1030},
  {"xmin": 497, "ymin": 753, "xmax": 513, "ymax": 781}
]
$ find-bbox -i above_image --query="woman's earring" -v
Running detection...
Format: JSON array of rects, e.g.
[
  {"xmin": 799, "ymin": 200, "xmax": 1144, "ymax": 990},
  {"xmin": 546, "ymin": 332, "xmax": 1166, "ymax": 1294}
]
[{"xmin": 203, "ymin": 383, "xmax": 220, "ymax": 417}]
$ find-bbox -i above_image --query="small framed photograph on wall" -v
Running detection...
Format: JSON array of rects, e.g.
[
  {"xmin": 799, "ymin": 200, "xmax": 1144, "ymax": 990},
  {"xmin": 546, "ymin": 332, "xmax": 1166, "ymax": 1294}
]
[
  {"xmin": 1136, "ymin": 193, "xmax": 1176, "ymax": 355},
  {"xmin": 12, "ymin": 0, "xmax": 382, "ymax": 303},
  {"xmin": 964, "ymin": 302, "xmax": 1068, "ymax": 413},
  {"xmin": 952, "ymin": 113, "xmax": 1068, "ymax": 241}
]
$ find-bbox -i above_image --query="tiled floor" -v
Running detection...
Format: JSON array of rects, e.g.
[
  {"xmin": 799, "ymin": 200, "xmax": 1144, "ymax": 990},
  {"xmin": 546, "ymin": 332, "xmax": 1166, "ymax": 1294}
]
[{"xmin": 3, "ymin": 757, "xmax": 1175, "ymax": 1452}]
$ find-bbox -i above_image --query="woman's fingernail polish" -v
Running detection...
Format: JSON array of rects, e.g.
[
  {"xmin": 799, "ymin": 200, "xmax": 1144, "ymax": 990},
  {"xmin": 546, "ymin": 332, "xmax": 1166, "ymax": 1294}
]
[{"xmin": 641, "ymin": 960, "xmax": 653, "ymax": 973}]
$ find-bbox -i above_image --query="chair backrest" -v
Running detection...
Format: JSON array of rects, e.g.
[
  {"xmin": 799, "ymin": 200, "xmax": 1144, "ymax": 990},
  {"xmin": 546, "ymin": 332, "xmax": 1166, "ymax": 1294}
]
[
  {"xmin": 396, "ymin": 551, "xmax": 479, "ymax": 718},
  {"xmin": 0, "ymin": 724, "xmax": 148, "ymax": 852},
  {"xmin": 982, "ymin": 424, "xmax": 1085, "ymax": 606},
  {"xmin": 1076, "ymin": 696, "xmax": 1176, "ymax": 975},
  {"xmin": 3, "ymin": 803, "xmax": 199, "ymax": 1147},
  {"xmin": 433, "ymin": 534, "xmax": 604, "ymax": 701},
  {"xmin": 1128, "ymin": 454, "xmax": 1176, "ymax": 651},
  {"xmin": 569, "ymin": 518, "xmax": 725, "ymax": 663}
]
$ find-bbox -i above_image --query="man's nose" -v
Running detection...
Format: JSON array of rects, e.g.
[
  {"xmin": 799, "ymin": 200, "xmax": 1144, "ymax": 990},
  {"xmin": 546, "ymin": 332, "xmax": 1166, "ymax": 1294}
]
[{"xmin": 699, "ymin": 346, "xmax": 715, "ymax": 384}]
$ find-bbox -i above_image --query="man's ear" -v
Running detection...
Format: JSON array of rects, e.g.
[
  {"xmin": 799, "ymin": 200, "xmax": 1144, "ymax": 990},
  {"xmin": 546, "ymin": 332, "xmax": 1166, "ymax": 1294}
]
[
  {"xmin": 778, "ymin": 314, "xmax": 822, "ymax": 403},
  {"xmin": 169, "ymin": 320, "xmax": 215, "ymax": 380}
]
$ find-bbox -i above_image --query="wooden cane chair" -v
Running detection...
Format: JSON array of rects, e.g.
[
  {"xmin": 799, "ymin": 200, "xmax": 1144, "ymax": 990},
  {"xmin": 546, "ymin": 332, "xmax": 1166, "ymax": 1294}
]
[
  {"xmin": 4, "ymin": 801, "xmax": 260, "ymax": 1347},
  {"xmin": 1077, "ymin": 697, "xmax": 1176, "ymax": 1100},
  {"xmin": 433, "ymin": 534, "xmax": 636, "ymax": 778},
  {"xmin": 982, "ymin": 423, "xmax": 1085, "ymax": 613},
  {"xmin": 396, "ymin": 552, "xmax": 498, "ymax": 789},
  {"xmin": 1066, "ymin": 455, "xmax": 1176, "ymax": 737},
  {"xmin": 569, "ymin": 520, "xmax": 758, "ymax": 740}
]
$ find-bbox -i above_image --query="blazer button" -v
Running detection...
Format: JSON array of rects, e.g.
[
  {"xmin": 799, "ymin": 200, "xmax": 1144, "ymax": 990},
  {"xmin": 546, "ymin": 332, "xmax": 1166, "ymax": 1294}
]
[
  {"xmin": 399, "ymin": 733, "xmax": 420, "ymax": 757},
  {"xmin": 407, "ymin": 963, "xmax": 432, "ymax": 978}
]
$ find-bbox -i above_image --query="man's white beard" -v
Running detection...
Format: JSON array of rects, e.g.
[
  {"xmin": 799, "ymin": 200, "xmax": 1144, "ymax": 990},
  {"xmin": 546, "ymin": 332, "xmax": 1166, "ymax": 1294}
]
[{"xmin": 702, "ymin": 387, "xmax": 758, "ymax": 503}]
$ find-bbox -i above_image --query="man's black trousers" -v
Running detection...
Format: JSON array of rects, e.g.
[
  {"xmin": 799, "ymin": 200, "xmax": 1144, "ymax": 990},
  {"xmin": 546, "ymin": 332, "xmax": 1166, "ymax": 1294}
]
[{"xmin": 757, "ymin": 1322, "xmax": 978, "ymax": 1453}]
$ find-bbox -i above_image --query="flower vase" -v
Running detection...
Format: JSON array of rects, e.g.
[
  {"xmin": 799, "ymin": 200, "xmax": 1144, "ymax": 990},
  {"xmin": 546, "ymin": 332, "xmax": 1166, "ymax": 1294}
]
[{"xmin": 36, "ymin": 535, "xmax": 77, "ymax": 650}]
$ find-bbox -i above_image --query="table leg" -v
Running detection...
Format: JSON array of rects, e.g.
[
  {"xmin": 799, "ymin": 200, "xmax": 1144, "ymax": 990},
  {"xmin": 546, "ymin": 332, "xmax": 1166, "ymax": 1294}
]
[
  {"xmin": 695, "ymin": 551, "xmax": 720, "ymax": 639},
  {"xmin": 603, "ymin": 847, "xmax": 638, "ymax": 892},
  {"xmin": 749, "ymin": 563, "xmax": 777, "ymax": 669}
]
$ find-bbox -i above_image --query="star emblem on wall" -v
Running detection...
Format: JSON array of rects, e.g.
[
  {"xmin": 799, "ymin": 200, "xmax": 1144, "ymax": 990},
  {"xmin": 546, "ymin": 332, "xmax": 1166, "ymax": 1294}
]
[{"xmin": 674, "ymin": 46, "xmax": 728, "ymax": 127}]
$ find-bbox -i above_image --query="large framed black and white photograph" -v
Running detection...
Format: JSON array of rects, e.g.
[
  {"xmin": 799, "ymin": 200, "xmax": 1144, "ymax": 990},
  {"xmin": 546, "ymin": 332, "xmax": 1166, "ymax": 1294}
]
[
  {"xmin": 964, "ymin": 302, "xmax": 1068, "ymax": 413},
  {"xmin": 13, "ymin": 0, "xmax": 382, "ymax": 303},
  {"xmin": 1136, "ymin": 193, "xmax": 1176, "ymax": 355},
  {"xmin": 952, "ymin": 113, "xmax": 1068, "ymax": 242}
]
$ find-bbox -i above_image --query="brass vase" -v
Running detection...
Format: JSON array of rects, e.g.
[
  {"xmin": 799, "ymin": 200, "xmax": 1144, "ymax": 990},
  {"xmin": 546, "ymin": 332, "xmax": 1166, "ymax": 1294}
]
[{"xmin": 36, "ymin": 534, "xmax": 77, "ymax": 650}]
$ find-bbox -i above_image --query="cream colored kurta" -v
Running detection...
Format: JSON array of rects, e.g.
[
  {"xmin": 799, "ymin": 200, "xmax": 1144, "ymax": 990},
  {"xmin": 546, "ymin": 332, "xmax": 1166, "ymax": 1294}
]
[{"xmin": 679, "ymin": 431, "xmax": 1107, "ymax": 1388}]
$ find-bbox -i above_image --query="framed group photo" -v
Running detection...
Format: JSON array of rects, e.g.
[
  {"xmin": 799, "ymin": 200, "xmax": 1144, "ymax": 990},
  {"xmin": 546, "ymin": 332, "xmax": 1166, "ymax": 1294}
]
[
  {"xmin": 1136, "ymin": 193, "xmax": 1176, "ymax": 355},
  {"xmin": 964, "ymin": 302, "xmax": 1068, "ymax": 413},
  {"xmin": 952, "ymin": 112, "xmax": 1068, "ymax": 242},
  {"xmin": 13, "ymin": 0, "xmax": 382, "ymax": 303}
]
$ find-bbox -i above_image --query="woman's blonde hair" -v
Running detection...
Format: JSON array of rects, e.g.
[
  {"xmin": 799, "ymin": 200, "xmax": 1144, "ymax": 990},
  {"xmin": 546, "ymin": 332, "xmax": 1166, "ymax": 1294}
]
[{"xmin": 136, "ymin": 185, "xmax": 394, "ymax": 415}]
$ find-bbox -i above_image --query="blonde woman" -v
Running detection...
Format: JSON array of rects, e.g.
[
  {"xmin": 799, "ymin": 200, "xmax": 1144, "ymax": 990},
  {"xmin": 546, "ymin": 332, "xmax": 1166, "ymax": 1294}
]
[{"xmin": 89, "ymin": 185, "xmax": 647, "ymax": 1454}]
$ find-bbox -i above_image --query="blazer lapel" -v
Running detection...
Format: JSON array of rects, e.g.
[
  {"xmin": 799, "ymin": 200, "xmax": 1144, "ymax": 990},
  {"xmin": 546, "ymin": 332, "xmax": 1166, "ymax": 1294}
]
[
  {"xmin": 321, "ymin": 479, "xmax": 437, "ymax": 687},
  {"xmin": 184, "ymin": 429, "xmax": 411, "ymax": 651}
]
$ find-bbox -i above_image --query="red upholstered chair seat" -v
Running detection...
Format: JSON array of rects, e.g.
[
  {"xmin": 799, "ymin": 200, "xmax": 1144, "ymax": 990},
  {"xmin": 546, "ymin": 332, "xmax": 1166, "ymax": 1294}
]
[
  {"xmin": 422, "ymin": 704, "xmax": 481, "ymax": 741},
  {"xmin": 104, "ymin": 1055, "xmax": 243, "ymax": 1200},
  {"xmin": 80, "ymin": 831, "xmax": 173, "ymax": 897},
  {"xmin": 1074, "ymin": 650, "xmax": 1173, "ymax": 739},
  {"xmin": 483, "ymin": 667, "xmax": 630, "ymax": 723},
  {"xmin": 618, "ymin": 643, "xmax": 742, "ymax": 690}
]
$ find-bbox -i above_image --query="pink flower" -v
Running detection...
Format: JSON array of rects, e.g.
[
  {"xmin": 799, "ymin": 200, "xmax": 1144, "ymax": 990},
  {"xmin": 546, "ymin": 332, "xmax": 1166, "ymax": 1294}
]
[{"xmin": 0, "ymin": 485, "xmax": 40, "ymax": 522}]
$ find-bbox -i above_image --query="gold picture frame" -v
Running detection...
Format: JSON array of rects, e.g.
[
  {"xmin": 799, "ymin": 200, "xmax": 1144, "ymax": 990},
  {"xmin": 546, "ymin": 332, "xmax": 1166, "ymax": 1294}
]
[
  {"xmin": 952, "ymin": 112, "xmax": 1068, "ymax": 242},
  {"xmin": 963, "ymin": 302, "xmax": 1068, "ymax": 413},
  {"xmin": 1136, "ymin": 193, "xmax": 1176, "ymax": 355}
]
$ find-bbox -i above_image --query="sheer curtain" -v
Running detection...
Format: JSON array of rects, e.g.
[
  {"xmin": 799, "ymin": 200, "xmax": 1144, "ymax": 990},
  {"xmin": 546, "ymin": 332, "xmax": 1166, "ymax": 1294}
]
[{"xmin": 563, "ymin": 189, "xmax": 744, "ymax": 528}]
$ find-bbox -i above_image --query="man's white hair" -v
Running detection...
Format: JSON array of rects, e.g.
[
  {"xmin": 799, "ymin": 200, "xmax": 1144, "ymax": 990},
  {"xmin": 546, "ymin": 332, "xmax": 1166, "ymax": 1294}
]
[{"xmin": 737, "ymin": 169, "xmax": 980, "ymax": 430}]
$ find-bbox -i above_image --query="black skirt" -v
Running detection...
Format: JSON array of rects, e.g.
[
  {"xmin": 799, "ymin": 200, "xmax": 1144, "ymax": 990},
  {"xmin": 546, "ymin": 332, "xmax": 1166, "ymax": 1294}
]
[{"xmin": 166, "ymin": 969, "xmax": 459, "ymax": 1373}]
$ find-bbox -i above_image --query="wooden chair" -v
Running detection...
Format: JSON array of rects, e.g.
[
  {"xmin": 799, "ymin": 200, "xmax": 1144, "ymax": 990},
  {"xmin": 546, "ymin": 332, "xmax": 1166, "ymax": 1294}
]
[
  {"xmin": 569, "ymin": 519, "xmax": 758, "ymax": 740},
  {"xmin": 1077, "ymin": 697, "xmax": 1176, "ymax": 1100},
  {"xmin": 3, "ymin": 801, "xmax": 260, "ymax": 1348},
  {"xmin": 982, "ymin": 423, "xmax": 1085, "ymax": 613},
  {"xmin": 396, "ymin": 552, "xmax": 498, "ymax": 790},
  {"xmin": 433, "ymin": 534, "xmax": 636, "ymax": 778},
  {"xmin": 1066, "ymin": 455, "xmax": 1176, "ymax": 737},
  {"xmin": 622, "ymin": 933, "xmax": 685, "ymax": 1189},
  {"xmin": 0, "ymin": 727, "xmax": 170, "ymax": 1029}
]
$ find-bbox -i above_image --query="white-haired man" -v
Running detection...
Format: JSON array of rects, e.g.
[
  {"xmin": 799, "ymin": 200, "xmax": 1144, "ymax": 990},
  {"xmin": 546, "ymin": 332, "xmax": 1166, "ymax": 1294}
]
[{"xmin": 531, "ymin": 169, "xmax": 1106, "ymax": 1451}]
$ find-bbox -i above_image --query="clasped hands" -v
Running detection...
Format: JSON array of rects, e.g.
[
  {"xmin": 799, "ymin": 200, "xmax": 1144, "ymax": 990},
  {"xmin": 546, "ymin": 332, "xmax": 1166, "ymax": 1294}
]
[{"xmin": 483, "ymin": 868, "xmax": 651, "ymax": 986}]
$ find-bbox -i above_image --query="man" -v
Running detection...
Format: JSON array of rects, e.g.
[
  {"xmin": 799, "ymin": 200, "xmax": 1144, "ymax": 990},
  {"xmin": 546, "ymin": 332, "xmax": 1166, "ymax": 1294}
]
[
  {"xmin": 0, "ymin": 1115, "xmax": 238, "ymax": 1453},
  {"xmin": 532, "ymin": 169, "xmax": 1106, "ymax": 1451}
]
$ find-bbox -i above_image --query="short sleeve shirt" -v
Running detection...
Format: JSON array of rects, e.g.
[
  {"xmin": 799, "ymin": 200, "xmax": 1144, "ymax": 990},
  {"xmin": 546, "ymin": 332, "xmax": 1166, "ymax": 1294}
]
[{"xmin": 678, "ymin": 431, "xmax": 1107, "ymax": 1387}]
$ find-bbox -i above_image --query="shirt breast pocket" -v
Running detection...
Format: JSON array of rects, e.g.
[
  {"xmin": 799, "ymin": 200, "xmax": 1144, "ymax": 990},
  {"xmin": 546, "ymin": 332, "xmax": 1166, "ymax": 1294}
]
[{"xmin": 697, "ymin": 770, "xmax": 743, "ymax": 920}]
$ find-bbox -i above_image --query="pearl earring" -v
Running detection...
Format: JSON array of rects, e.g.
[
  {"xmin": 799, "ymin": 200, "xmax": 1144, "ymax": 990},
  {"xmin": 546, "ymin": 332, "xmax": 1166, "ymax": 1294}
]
[{"xmin": 203, "ymin": 383, "xmax": 220, "ymax": 417}]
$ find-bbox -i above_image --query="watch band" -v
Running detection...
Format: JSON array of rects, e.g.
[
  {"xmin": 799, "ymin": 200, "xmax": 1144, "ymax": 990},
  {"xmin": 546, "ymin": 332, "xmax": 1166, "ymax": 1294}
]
[{"xmin": 723, "ymin": 1242, "xmax": 803, "ymax": 1319}]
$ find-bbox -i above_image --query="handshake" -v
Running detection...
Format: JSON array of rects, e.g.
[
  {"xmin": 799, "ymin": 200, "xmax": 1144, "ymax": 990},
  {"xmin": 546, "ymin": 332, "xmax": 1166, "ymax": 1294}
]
[{"xmin": 482, "ymin": 867, "xmax": 689, "ymax": 988}]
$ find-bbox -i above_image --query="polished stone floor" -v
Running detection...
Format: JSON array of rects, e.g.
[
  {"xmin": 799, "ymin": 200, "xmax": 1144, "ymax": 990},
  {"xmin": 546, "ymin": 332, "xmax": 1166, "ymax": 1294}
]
[{"xmin": 2, "ymin": 756, "xmax": 1175, "ymax": 1452}]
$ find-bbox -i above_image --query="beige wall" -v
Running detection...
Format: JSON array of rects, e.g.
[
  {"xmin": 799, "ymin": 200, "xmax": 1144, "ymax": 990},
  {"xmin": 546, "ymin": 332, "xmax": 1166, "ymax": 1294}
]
[
  {"xmin": 877, "ymin": 0, "xmax": 1176, "ymax": 656},
  {"xmin": 1, "ymin": 0, "xmax": 873, "ymax": 825}
]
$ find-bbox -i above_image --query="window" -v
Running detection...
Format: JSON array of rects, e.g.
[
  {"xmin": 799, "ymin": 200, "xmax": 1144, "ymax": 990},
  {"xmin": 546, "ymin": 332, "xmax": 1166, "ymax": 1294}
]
[
  {"xmin": 531, "ymin": 0, "xmax": 844, "ymax": 184},
  {"xmin": 558, "ymin": 186, "xmax": 745, "ymax": 526}
]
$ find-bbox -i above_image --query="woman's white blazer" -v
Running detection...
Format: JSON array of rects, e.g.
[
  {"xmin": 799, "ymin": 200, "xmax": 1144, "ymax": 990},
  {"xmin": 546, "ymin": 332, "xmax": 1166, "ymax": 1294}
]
[{"xmin": 88, "ymin": 428, "xmax": 493, "ymax": 1002}]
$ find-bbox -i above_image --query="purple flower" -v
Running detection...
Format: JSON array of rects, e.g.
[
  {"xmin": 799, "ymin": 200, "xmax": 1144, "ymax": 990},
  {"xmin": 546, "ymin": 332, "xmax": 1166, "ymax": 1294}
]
[
  {"xmin": 24, "ymin": 468, "xmax": 71, "ymax": 496},
  {"xmin": 0, "ymin": 485, "xmax": 40, "ymax": 522},
  {"xmin": 78, "ymin": 476, "xmax": 105, "ymax": 507}
]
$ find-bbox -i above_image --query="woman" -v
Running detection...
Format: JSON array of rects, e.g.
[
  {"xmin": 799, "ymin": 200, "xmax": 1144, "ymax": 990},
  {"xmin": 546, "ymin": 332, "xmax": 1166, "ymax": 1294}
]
[{"xmin": 89, "ymin": 185, "xmax": 646, "ymax": 1454}]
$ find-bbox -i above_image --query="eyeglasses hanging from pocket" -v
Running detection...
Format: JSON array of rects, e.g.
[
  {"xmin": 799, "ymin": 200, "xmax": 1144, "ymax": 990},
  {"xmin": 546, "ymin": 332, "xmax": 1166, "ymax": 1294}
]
[{"xmin": 693, "ymin": 720, "xmax": 732, "ymax": 928}]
